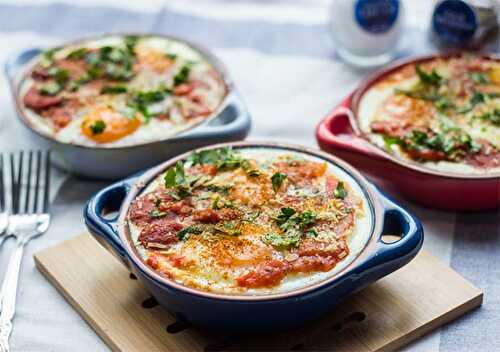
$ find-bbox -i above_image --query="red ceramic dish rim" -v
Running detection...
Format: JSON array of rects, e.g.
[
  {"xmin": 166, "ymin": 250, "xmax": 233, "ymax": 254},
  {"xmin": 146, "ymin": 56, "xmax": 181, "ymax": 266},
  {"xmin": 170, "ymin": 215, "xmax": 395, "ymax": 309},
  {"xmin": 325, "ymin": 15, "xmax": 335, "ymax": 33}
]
[
  {"xmin": 10, "ymin": 32, "xmax": 234, "ymax": 151},
  {"xmin": 341, "ymin": 51, "xmax": 500, "ymax": 180},
  {"xmin": 116, "ymin": 141, "xmax": 386, "ymax": 302}
]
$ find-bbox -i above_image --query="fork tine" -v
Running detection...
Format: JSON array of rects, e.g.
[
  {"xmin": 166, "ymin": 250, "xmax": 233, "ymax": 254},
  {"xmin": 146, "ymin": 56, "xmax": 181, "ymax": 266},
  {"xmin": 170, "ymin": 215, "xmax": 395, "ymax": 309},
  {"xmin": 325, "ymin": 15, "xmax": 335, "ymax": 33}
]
[
  {"xmin": 16, "ymin": 151, "xmax": 24, "ymax": 214},
  {"xmin": 33, "ymin": 151, "xmax": 42, "ymax": 214},
  {"xmin": 0, "ymin": 153, "xmax": 4, "ymax": 212},
  {"xmin": 24, "ymin": 151, "xmax": 34, "ymax": 214},
  {"xmin": 10, "ymin": 153, "xmax": 18, "ymax": 214},
  {"xmin": 42, "ymin": 151, "xmax": 51, "ymax": 213}
]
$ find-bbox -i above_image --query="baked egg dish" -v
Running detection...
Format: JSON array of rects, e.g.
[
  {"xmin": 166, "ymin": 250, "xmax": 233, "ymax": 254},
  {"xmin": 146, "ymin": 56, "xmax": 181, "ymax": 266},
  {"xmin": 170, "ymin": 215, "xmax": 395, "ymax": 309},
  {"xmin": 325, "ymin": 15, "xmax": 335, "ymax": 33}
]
[
  {"xmin": 127, "ymin": 147, "xmax": 372, "ymax": 295},
  {"xmin": 358, "ymin": 55, "xmax": 499, "ymax": 174},
  {"xmin": 19, "ymin": 34, "xmax": 227, "ymax": 147}
]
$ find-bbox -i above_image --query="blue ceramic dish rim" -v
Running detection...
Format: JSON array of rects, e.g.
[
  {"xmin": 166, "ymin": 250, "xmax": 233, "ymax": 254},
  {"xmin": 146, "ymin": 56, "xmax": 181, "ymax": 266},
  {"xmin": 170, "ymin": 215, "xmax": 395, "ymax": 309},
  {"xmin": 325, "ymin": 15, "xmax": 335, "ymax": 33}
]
[
  {"xmin": 6, "ymin": 32, "xmax": 243, "ymax": 151},
  {"xmin": 85, "ymin": 141, "xmax": 424, "ymax": 302}
]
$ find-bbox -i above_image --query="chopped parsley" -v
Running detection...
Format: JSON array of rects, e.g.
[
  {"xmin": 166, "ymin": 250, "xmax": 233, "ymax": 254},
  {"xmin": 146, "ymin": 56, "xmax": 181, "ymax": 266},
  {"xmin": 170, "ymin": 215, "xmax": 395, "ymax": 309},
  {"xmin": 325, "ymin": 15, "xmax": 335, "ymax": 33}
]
[
  {"xmin": 434, "ymin": 97, "xmax": 454, "ymax": 112},
  {"xmin": 66, "ymin": 48, "xmax": 87, "ymax": 60},
  {"xmin": 47, "ymin": 67, "xmax": 70, "ymax": 85},
  {"xmin": 67, "ymin": 73, "xmax": 92, "ymax": 92},
  {"xmin": 306, "ymin": 228, "xmax": 318, "ymax": 237},
  {"xmin": 478, "ymin": 109, "xmax": 500, "ymax": 126},
  {"xmin": 263, "ymin": 207, "xmax": 317, "ymax": 249},
  {"xmin": 415, "ymin": 65, "xmax": 443, "ymax": 86},
  {"xmin": 40, "ymin": 48, "xmax": 58, "ymax": 68},
  {"xmin": 163, "ymin": 161, "xmax": 213, "ymax": 199},
  {"xmin": 176, "ymin": 225, "xmax": 203, "ymax": 241},
  {"xmin": 457, "ymin": 92, "xmax": 485, "ymax": 114},
  {"xmin": 262, "ymin": 232, "xmax": 301, "ymax": 248},
  {"xmin": 164, "ymin": 161, "xmax": 186, "ymax": 188},
  {"xmin": 81, "ymin": 44, "xmax": 136, "ymax": 82},
  {"xmin": 395, "ymin": 88, "xmax": 440, "ymax": 102},
  {"xmin": 470, "ymin": 71, "xmax": 490, "ymax": 85},
  {"xmin": 90, "ymin": 120, "xmax": 106, "ymax": 135},
  {"xmin": 211, "ymin": 196, "xmax": 221, "ymax": 210},
  {"xmin": 187, "ymin": 147, "xmax": 246, "ymax": 171},
  {"xmin": 275, "ymin": 207, "xmax": 296, "ymax": 224},
  {"xmin": 100, "ymin": 85, "xmax": 128, "ymax": 94},
  {"xmin": 166, "ymin": 53, "xmax": 178, "ymax": 60},
  {"xmin": 150, "ymin": 209, "xmax": 167, "ymax": 218},
  {"xmin": 38, "ymin": 81, "xmax": 62, "ymax": 96},
  {"xmin": 214, "ymin": 222, "xmax": 242, "ymax": 236},
  {"xmin": 333, "ymin": 182, "xmax": 348, "ymax": 199},
  {"xmin": 271, "ymin": 172, "xmax": 287, "ymax": 192},
  {"xmin": 126, "ymin": 86, "xmax": 171, "ymax": 121},
  {"xmin": 124, "ymin": 35, "xmax": 139, "ymax": 55},
  {"xmin": 383, "ymin": 128, "xmax": 482, "ymax": 161},
  {"xmin": 173, "ymin": 65, "xmax": 191, "ymax": 86}
]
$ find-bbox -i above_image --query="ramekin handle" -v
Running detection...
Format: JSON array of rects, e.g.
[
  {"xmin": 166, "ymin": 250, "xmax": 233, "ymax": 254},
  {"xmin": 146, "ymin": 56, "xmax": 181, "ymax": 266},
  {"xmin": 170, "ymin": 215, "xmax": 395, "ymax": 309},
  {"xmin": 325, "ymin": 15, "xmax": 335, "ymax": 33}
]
[
  {"xmin": 373, "ymin": 189, "xmax": 424, "ymax": 267},
  {"xmin": 4, "ymin": 47, "xmax": 42, "ymax": 86},
  {"xmin": 84, "ymin": 176, "xmax": 139, "ymax": 267},
  {"xmin": 316, "ymin": 98, "xmax": 387, "ymax": 160}
]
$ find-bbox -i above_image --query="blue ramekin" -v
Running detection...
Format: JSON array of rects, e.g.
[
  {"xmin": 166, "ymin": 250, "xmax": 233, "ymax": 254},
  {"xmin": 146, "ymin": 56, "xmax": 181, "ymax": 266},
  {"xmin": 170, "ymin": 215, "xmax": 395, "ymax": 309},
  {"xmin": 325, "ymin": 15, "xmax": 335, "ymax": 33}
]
[{"xmin": 84, "ymin": 141, "xmax": 424, "ymax": 333}]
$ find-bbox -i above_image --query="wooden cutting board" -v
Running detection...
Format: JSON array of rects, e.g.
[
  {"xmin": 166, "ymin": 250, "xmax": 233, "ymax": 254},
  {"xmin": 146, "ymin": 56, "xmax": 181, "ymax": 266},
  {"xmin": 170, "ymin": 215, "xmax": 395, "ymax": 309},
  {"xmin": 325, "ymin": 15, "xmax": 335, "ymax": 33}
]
[{"xmin": 34, "ymin": 233, "xmax": 482, "ymax": 352}]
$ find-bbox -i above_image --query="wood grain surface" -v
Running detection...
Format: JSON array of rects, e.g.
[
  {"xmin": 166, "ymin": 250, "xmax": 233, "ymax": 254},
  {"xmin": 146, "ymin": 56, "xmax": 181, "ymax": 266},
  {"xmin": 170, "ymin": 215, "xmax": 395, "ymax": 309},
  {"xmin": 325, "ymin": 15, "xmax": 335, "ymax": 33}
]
[{"xmin": 34, "ymin": 233, "xmax": 483, "ymax": 352}]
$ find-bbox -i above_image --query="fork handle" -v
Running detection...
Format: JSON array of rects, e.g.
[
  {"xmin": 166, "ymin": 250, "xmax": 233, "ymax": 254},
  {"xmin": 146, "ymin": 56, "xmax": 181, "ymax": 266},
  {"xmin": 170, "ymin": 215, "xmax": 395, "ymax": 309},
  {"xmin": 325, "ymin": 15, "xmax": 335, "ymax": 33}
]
[{"xmin": 0, "ymin": 239, "xmax": 25, "ymax": 351}]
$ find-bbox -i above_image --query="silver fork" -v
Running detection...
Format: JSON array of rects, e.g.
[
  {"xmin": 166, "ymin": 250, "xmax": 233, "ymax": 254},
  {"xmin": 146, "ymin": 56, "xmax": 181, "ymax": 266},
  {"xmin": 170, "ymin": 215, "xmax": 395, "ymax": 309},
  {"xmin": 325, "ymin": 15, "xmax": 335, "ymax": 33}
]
[
  {"xmin": 0, "ymin": 154, "xmax": 8, "ymax": 245},
  {"xmin": 0, "ymin": 151, "xmax": 51, "ymax": 352}
]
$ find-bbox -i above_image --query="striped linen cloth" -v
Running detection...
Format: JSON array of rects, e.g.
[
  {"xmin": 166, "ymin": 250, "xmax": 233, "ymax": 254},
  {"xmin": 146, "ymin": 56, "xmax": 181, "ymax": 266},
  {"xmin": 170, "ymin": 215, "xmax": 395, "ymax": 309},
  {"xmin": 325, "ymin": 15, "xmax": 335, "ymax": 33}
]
[{"xmin": 0, "ymin": 1, "xmax": 498, "ymax": 351}]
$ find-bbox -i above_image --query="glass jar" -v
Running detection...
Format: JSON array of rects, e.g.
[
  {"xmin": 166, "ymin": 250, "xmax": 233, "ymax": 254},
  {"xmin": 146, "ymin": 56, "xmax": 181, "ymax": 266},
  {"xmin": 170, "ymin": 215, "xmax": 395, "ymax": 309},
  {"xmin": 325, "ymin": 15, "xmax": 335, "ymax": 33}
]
[{"xmin": 330, "ymin": 0, "xmax": 404, "ymax": 68}]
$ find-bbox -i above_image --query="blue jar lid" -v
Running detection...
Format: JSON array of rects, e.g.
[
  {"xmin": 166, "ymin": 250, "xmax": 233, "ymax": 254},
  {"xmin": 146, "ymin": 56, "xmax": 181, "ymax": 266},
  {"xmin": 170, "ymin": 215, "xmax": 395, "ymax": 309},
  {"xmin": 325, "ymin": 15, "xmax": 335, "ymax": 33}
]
[
  {"xmin": 355, "ymin": 0, "xmax": 400, "ymax": 34},
  {"xmin": 432, "ymin": 0, "xmax": 477, "ymax": 45}
]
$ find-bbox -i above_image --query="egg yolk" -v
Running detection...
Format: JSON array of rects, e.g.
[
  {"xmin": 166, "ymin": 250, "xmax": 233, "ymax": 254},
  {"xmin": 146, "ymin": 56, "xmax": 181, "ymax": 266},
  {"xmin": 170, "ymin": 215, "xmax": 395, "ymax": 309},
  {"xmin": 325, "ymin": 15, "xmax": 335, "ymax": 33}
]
[
  {"xmin": 81, "ymin": 108, "xmax": 141, "ymax": 143},
  {"xmin": 135, "ymin": 49, "xmax": 174, "ymax": 73},
  {"xmin": 491, "ymin": 67, "xmax": 500, "ymax": 84}
]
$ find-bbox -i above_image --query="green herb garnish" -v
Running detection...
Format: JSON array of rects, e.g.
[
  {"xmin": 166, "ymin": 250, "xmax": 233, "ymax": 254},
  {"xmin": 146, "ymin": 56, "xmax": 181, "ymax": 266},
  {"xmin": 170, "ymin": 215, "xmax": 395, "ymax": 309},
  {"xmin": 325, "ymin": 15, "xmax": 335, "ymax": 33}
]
[
  {"xmin": 275, "ymin": 207, "xmax": 296, "ymax": 225},
  {"xmin": 40, "ymin": 48, "xmax": 58, "ymax": 68},
  {"xmin": 176, "ymin": 225, "xmax": 204, "ymax": 241},
  {"xmin": 150, "ymin": 209, "xmax": 167, "ymax": 218},
  {"xmin": 306, "ymin": 228, "xmax": 318, "ymax": 237},
  {"xmin": 187, "ymin": 147, "xmax": 245, "ymax": 171},
  {"xmin": 470, "ymin": 72, "xmax": 490, "ymax": 85},
  {"xmin": 262, "ymin": 232, "xmax": 301, "ymax": 248},
  {"xmin": 212, "ymin": 196, "xmax": 221, "ymax": 210},
  {"xmin": 47, "ymin": 67, "xmax": 70, "ymax": 85},
  {"xmin": 100, "ymin": 85, "xmax": 128, "ymax": 94},
  {"xmin": 166, "ymin": 53, "xmax": 177, "ymax": 60},
  {"xmin": 263, "ymin": 208, "xmax": 317, "ymax": 249},
  {"xmin": 164, "ymin": 161, "xmax": 185, "ymax": 188},
  {"xmin": 38, "ymin": 81, "xmax": 62, "ymax": 96},
  {"xmin": 434, "ymin": 97, "xmax": 454, "ymax": 111},
  {"xmin": 127, "ymin": 86, "xmax": 171, "ymax": 121},
  {"xmin": 271, "ymin": 172, "xmax": 287, "ymax": 192},
  {"xmin": 415, "ymin": 65, "xmax": 443, "ymax": 86},
  {"xmin": 381, "ymin": 128, "xmax": 481, "ymax": 161},
  {"xmin": 66, "ymin": 48, "xmax": 87, "ymax": 60},
  {"xmin": 478, "ymin": 109, "xmax": 500, "ymax": 126},
  {"xmin": 90, "ymin": 120, "xmax": 106, "ymax": 135},
  {"xmin": 458, "ymin": 92, "xmax": 485, "ymax": 114},
  {"xmin": 173, "ymin": 65, "xmax": 190, "ymax": 86},
  {"xmin": 333, "ymin": 182, "xmax": 348, "ymax": 199},
  {"xmin": 124, "ymin": 35, "xmax": 139, "ymax": 55},
  {"xmin": 214, "ymin": 222, "xmax": 242, "ymax": 236}
]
